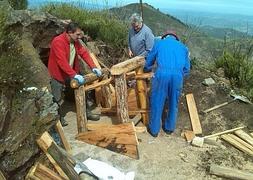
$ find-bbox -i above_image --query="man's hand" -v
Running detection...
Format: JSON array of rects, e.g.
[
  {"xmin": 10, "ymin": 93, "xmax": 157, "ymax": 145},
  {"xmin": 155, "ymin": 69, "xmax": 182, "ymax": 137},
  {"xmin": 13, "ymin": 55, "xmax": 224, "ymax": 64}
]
[
  {"xmin": 92, "ymin": 68, "xmax": 102, "ymax": 77},
  {"xmin": 74, "ymin": 74, "xmax": 85, "ymax": 85},
  {"xmin": 128, "ymin": 49, "xmax": 133, "ymax": 58}
]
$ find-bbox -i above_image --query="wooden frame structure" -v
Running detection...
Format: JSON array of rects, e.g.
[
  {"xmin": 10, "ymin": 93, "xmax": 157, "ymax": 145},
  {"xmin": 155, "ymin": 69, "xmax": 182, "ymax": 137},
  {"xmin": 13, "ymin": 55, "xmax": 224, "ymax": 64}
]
[{"xmin": 74, "ymin": 56, "xmax": 152, "ymax": 134}]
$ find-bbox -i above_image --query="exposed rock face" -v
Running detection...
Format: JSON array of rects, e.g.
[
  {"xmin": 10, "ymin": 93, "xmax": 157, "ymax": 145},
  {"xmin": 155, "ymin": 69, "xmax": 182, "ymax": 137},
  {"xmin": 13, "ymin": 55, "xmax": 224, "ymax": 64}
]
[{"xmin": 0, "ymin": 5, "xmax": 67, "ymax": 179}]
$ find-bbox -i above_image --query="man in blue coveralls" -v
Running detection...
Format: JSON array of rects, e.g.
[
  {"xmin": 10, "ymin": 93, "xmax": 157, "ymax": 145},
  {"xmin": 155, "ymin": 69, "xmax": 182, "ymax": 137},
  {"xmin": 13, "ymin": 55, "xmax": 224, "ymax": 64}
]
[{"xmin": 144, "ymin": 30, "xmax": 190, "ymax": 137}]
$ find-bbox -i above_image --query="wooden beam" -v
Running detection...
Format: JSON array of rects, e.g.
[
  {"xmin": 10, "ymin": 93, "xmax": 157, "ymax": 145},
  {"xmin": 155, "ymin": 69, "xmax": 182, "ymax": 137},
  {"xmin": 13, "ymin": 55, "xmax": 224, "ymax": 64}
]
[
  {"xmin": 183, "ymin": 130, "xmax": 195, "ymax": 142},
  {"xmin": 221, "ymin": 134, "xmax": 253, "ymax": 156},
  {"xmin": 110, "ymin": 56, "xmax": 145, "ymax": 75},
  {"xmin": 36, "ymin": 132, "xmax": 68, "ymax": 179},
  {"xmin": 204, "ymin": 126, "xmax": 245, "ymax": 139},
  {"xmin": 210, "ymin": 164, "xmax": 253, "ymax": 180},
  {"xmin": 84, "ymin": 77, "xmax": 112, "ymax": 91},
  {"xmin": 37, "ymin": 132, "xmax": 80, "ymax": 180},
  {"xmin": 55, "ymin": 120, "xmax": 72, "ymax": 154},
  {"xmin": 135, "ymin": 67, "xmax": 149, "ymax": 125},
  {"xmin": 100, "ymin": 108, "xmax": 149, "ymax": 115},
  {"xmin": 114, "ymin": 74, "xmax": 129, "ymax": 123},
  {"xmin": 234, "ymin": 130, "xmax": 253, "ymax": 146},
  {"xmin": 186, "ymin": 93, "xmax": 202, "ymax": 135},
  {"xmin": 74, "ymin": 85, "xmax": 88, "ymax": 133},
  {"xmin": 34, "ymin": 163, "xmax": 63, "ymax": 180}
]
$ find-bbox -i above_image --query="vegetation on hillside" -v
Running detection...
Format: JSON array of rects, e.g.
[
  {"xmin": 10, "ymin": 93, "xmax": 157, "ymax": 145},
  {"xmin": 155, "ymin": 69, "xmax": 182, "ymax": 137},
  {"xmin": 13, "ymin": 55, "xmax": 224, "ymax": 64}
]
[
  {"xmin": 214, "ymin": 37, "xmax": 253, "ymax": 100},
  {"xmin": 41, "ymin": 3, "xmax": 128, "ymax": 51},
  {"xmin": 8, "ymin": 0, "xmax": 27, "ymax": 10},
  {"xmin": 0, "ymin": 4, "xmax": 28, "ymax": 90}
]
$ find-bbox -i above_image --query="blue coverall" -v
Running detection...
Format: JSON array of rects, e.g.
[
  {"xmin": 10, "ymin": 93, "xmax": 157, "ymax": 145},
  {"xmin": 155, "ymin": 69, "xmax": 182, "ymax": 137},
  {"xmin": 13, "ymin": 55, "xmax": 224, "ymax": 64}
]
[{"xmin": 144, "ymin": 36, "xmax": 190, "ymax": 135}]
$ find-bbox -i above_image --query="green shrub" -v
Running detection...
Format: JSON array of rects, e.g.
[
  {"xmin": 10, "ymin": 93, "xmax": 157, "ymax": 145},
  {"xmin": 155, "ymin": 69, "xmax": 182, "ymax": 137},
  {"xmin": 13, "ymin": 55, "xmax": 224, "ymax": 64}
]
[
  {"xmin": 8, "ymin": 0, "xmax": 27, "ymax": 10},
  {"xmin": 214, "ymin": 39, "xmax": 253, "ymax": 100},
  {"xmin": 41, "ymin": 4, "xmax": 128, "ymax": 49}
]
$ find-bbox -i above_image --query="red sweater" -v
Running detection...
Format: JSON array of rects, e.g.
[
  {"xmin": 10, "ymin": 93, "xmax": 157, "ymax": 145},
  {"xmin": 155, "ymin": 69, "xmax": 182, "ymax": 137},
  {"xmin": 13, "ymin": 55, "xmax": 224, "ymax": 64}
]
[{"xmin": 48, "ymin": 32, "xmax": 96, "ymax": 83}]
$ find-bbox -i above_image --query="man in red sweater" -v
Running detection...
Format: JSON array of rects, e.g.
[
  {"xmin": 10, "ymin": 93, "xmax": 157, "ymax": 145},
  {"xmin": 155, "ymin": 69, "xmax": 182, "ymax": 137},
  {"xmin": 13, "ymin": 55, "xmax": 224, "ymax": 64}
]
[{"xmin": 48, "ymin": 22, "xmax": 102, "ymax": 126}]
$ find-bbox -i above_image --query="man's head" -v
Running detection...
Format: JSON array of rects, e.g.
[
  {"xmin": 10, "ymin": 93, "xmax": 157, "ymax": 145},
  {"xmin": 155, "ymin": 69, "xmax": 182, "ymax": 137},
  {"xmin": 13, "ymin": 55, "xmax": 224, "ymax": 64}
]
[
  {"xmin": 161, "ymin": 30, "xmax": 179, "ymax": 41},
  {"xmin": 65, "ymin": 22, "xmax": 82, "ymax": 42},
  {"xmin": 130, "ymin": 13, "xmax": 143, "ymax": 32}
]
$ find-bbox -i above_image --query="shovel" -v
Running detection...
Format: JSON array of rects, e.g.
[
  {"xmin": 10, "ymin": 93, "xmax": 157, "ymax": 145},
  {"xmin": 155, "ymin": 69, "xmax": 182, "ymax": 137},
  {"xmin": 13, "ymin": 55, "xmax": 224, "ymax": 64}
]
[{"xmin": 203, "ymin": 93, "xmax": 252, "ymax": 113}]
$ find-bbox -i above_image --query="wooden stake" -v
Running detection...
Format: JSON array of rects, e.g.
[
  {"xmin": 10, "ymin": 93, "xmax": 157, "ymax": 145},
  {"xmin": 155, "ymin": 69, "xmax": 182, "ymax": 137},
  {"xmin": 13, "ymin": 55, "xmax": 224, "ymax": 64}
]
[
  {"xmin": 84, "ymin": 77, "xmax": 112, "ymax": 91},
  {"xmin": 186, "ymin": 93, "xmax": 202, "ymax": 135},
  {"xmin": 135, "ymin": 67, "xmax": 149, "ymax": 125},
  {"xmin": 210, "ymin": 164, "xmax": 253, "ymax": 180},
  {"xmin": 114, "ymin": 73, "xmax": 129, "ymax": 123},
  {"xmin": 74, "ymin": 85, "xmax": 87, "ymax": 133},
  {"xmin": 55, "ymin": 120, "xmax": 72, "ymax": 153}
]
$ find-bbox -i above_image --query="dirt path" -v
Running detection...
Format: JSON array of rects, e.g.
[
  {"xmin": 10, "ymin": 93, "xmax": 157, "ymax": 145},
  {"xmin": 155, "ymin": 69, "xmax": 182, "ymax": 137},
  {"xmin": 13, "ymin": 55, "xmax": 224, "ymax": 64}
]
[
  {"xmin": 63, "ymin": 110, "xmax": 213, "ymax": 179},
  {"xmin": 62, "ymin": 68, "xmax": 253, "ymax": 179}
]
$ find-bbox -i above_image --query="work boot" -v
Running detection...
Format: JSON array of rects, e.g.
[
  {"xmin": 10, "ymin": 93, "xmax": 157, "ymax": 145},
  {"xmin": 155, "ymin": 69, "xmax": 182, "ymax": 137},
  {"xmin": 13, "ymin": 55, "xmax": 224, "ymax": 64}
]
[{"xmin": 86, "ymin": 111, "xmax": 100, "ymax": 121}]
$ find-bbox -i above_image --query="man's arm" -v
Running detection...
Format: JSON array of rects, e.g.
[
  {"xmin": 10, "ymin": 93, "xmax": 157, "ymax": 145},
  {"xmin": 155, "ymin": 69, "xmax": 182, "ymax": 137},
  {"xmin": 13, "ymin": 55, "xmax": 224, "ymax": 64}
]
[{"xmin": 52, "ymin": 40, "xmax": 76, "ymax": 78}]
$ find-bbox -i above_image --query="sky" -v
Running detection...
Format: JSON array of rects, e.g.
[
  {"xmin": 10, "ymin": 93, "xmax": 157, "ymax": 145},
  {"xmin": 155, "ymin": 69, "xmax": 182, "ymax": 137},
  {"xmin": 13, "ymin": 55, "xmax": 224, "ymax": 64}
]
[
  {"xmin": 28, "ymin": 0, "xmax": 253, "ymax": 16},
  {"xmin": 109, "ymin": 0, "xmax": 253, "ymax": 16}
]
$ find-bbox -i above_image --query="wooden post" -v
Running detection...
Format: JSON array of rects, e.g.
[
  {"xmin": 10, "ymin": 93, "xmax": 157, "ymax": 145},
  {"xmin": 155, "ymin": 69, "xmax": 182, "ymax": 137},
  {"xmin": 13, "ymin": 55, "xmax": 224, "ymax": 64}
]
[
  {"xmin": 135, "ymin": 67, "xmax": 149, "ymax": 125},
  {"xmin": 74, "ymin": 85, "xmax": 87, "ymax": 133},
  {"xmin": 55, "ymin": 120, "xmax": 72, "ymax": 153},
  {"xmin": 114, "ymin": 73, "xmax": 129, "ymax": 123}
]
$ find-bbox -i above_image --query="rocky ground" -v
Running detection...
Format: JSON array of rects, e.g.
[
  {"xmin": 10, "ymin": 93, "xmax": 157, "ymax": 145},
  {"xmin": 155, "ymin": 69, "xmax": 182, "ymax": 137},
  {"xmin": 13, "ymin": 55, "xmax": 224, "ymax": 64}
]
[{"xmin": 61, "ymin": 67, "xmax": 253, "ymax": 179}]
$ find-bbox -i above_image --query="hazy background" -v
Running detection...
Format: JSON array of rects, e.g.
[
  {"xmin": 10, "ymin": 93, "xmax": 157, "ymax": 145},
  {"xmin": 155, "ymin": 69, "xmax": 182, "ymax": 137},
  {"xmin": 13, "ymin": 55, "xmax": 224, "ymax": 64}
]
[{"xmin": 28, "ymin": 0, "xmax": 253, "ymax": 34}]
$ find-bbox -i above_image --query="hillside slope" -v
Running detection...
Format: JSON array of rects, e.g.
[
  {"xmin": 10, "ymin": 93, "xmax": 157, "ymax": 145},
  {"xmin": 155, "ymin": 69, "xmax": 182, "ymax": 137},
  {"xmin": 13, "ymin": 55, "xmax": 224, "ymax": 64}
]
[{"xmin": 110, "ymin": 3, "xmax": 220, "ymax": 61}]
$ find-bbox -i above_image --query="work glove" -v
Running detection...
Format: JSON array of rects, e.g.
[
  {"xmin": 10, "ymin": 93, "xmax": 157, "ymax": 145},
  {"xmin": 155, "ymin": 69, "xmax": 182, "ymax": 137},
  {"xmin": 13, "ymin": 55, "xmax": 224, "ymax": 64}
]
[
  {"xmin": 74, "ymin": 74, "xmax": 85, "ymax": 85},
  {"xmin": 92, "ymin": 68, "xmax": 102, "ymax": 77}
]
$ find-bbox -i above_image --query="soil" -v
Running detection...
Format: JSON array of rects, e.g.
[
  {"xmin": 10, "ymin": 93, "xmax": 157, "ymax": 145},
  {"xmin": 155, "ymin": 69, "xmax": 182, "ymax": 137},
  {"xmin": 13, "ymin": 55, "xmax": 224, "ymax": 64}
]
[{"xmin": 62, "ymin": 67, "xmax": 253, "ymax": 179}]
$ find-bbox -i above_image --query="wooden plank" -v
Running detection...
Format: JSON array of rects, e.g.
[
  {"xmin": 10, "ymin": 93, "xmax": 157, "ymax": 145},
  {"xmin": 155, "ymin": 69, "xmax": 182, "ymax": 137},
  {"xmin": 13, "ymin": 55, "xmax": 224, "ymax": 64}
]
[
  {"xmin": 37, "ymin": 132, "xmax": 79, "ymax": 180},
  {"xmin": 210, "ymin": 164, "xmax": 253, "ymax": 180},
  {"xmin": 34, "ymin": 163, "xmax": 63, "ymax": 180},
  {"xmin": 114, "ymin": 74, "xmax": 129, "ymax": 123},
  {"xmin": 135, "ymin": 67, "xmax": 149, "ymax": 126},
  {"xmin": 186, "ymin": 93, "xmax": 202, "ymax": 135},
  {"xmin": 234, "ymin": 130, "xmax": 253, "ymax": 146},
  {"xmin": 36, "ymin": 132, "xmax": 68, "ymax": 179},
  {"xmin": 221, "ymin": 134, "xmax": 253, "ymax": 156},
  {"xmin": 204, "ymin": 126, "xmax": 245, "ymax": 139},
  {"xmin": 76, "ymin": 123, "xmax": 139, "ymax": 159},
  {"xmin": 183, "ymin": 130, "xmax": 195, "ymax": 142},
  {"xmin": 74, "ymin": 85, "xmax": 88, "ymax": 133},
  {"xmin": 110, "ymin": 56, "xmax": 145, "ymax": 75},
  {"xmin": 55, "ymin": 121, "xmax": 72, "ymax": 154},
  {"xmin": 134, "ymin": 126, "xmax": 147, "ymax": 133},
  {"xmin": 25, "ymin": 163, "xmax": 40, "ymax": 180},
  {"xmin": 228, "ymin": 134, "xmax": 253, "ymax": 151}
]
